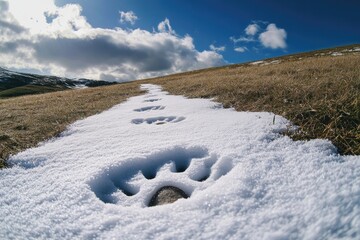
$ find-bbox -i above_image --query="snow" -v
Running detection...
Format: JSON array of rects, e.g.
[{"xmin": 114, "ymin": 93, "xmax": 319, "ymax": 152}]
[
  {"xmin": 250, "ymin": 60, "xmax": 264, "ymax": 65},
  {"xmin": 250, "ymin": 60, "xmax": 281, "ymax": 66},
  {"xmin": 263, "ymin": 60, "xmax": 281, "ymax": 65},
  {"xmin": 1, "ymin": 84, "xmax": 359, "ymax": 239},
  {"xmin": 331, "ymin": 52, "xmax": 344, "ymax": 57}
]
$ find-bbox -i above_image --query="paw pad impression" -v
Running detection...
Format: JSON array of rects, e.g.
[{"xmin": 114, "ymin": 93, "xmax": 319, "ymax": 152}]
[
  {"xmin": 131, "ymin": 116, "xmax": 185, "ymax": 125},
  {"xmin": 89, "ymin": 146, "xmax": 233, "ymax": 207}
]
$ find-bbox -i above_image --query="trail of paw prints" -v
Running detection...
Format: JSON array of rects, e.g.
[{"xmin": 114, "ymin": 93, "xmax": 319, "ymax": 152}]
[
  {"xmin": 131, "ymin": 116, "xmax": 185, "ymax": 125},
  {"xmin": 134, "ymin": 86, "xmax": 184, "ymax": 125},
  {"xmin": 89, "ymin": 146, "xmax": 234, "ymax": 207},
  {"xmin": 133, "ymin": 106, "xmax": 165, "ymax": 112}
]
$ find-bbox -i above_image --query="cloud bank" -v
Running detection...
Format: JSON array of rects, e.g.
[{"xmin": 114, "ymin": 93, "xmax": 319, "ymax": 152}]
[{"xmin": 0, "ymin": 0, "xmax": 225, "ymax": 81}]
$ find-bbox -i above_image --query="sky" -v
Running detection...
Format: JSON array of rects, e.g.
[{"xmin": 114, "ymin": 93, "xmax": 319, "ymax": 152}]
[{"xmin": 0, "ymin": 0, "xmax": 359, "ymax": 81}]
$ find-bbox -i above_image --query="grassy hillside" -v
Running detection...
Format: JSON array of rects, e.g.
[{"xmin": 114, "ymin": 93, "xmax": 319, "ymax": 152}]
[
  {"xmin": 148, "ymin": 45, "xmax": 360, "ymax": 156},
  {"xmin": 0, "ymin": 83, "xmax": 143, "ymax": 167},
  {"xmin": 0, "ymin": 44, "xmax": 359, "ymax": 168},
  {"xmin": 0, "ymin": 85, "xmax": 67, "ymax": 98},
  {"xmin": 0, "ymin": 67, "xmax": 116, "ymax": 99}
]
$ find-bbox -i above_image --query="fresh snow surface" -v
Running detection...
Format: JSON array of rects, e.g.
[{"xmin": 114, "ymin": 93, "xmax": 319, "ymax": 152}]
[
  {"xmin": 250, "ymin": 60, "xmax": 264, "ymax": 65},
  {"xmin": 331, "ymin": 52, "xmax": 344, "ymax": 57},
  {"xmin": 1, "ymin": 84, "xmax": 359, "ymax": 239},
  {"xmin": 250, "ymin": 60, "xmax": 281, "ymax": 66}
]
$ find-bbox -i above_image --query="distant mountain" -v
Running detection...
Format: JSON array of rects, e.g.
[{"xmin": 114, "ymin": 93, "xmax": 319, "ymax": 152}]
[{"xmin": 0, "ymin": 67, "xmax": 117, "ymax": 98}]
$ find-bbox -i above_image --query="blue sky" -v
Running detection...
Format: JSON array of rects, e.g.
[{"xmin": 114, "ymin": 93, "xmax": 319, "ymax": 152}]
[
  {"xmin": 56, "ymin": 0, "xmax": 360, "ymax": 62},
  {"xmin": 0, "ymin": 0, "xmax": 359, "ymax": 81}
]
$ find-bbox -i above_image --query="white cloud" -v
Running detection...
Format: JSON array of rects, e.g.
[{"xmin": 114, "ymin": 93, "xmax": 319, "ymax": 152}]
[
  {"xmin": 157, "ymin": 18, "xmax": 175, "ymax": 34},
  {"xmin": 259, "ymin": 23, "xmax": 287, "ymax": 49},
  {"xmin": 0, "ymin": 1, "xmax": 225, "ymax": 81},
  {"xmin": 234, "ymin": 47, "xmax": 248, "ymax": 53},
  {"xmin": 231, "ymin": 21, "xmax": 287, "ymax": 51},
  {"xmin": 7, "ymin": 0, "xmax": 57, "ymax": 33},
  {"xmin": 119, "ymin": 11, "xmax": 138, "ymax": 25},
  {"xmin": 196, "ymin": 51, "xmax": 225, "ymax": 68},
  {"xmin": 230, "ymin": 36, "xmax": 255, "ymax": 43},
  {"xmin": 230, "ymin": 23, "xmax": 259, "ymax": 43},
  {"xmin": 209, "ymin": 44, "xmax": 225, "ymax": 52},
  {"xmin": 245, "ymin": 23, "xmax": 259, "ymax": 36}
]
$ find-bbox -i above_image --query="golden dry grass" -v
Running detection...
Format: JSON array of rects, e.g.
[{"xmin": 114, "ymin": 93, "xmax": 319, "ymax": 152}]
[
  {"xmin": 1, "ymin": 45, "xmax": 359, "ymax": 168},
  {"xmin": 148, "ymin": 51, "xmax": 360, "ymax": 155},
  {"xmin": 0, "ymin": 82, "xmax": 143, "ymax": 167}
]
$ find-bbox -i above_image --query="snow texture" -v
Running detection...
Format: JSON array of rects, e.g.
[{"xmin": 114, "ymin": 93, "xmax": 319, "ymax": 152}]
[
  {"xmin": 1, "ymin": 84, "xmax": 359, "ymax": 239},
  {"xmin": 331, "ymin": 52, "xmax": 343, "ymax": 57}
]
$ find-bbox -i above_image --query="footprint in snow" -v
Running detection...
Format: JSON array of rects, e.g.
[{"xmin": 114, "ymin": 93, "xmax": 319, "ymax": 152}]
[
  {"xmin": 131, "ymin": 116, "xmax": 185, "ymax": 125},
  {"xmin": 133, "ymin": 106, "xmax": 165, "ymax": 112},
  {"xmin": 89, "ymin": 146, "xmax": 234, "ymax": 207},
  {"xmin": 144, "ymin": 98, "xmax": 161, "ymax": 103}
]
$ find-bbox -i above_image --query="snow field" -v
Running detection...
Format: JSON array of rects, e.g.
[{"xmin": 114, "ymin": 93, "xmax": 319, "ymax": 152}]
[{"xmin": 0, "ymin": 84, "xmax": 359, "ymax": 239}]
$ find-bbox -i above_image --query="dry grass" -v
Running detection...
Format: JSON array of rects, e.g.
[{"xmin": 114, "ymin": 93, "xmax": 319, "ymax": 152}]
[
  {"xmin": 148, "ymin": 51, "xmax": 360, "ymax": 155},
  {"xmin": 1, "ymin": 45, "xmax": 359, "ymax": 168},
  {"xmin": 0, "ymin": 82, "xmax": 143, "ymax": 167}
]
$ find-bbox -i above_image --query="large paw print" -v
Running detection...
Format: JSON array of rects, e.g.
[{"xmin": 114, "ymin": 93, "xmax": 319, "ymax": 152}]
[{"xmin": 89, "ymin": 146, "xmax": 233, "ymax": 207}]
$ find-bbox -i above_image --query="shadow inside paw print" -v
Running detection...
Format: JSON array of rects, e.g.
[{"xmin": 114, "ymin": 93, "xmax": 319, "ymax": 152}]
[
  {"xmin": 133, "ymin": 106, "xmax": 165, "ymax": 112},
  {"xmin": 144, "ymin": 98, "xmax": 161, "ymax": 102},
  {"xmin": 148, "ymin": 186, "xmax": 189, "ymax": 207},
  {"xmin": 89, "ymin": 146, "xmax": 234, "ymax": 207},
  {"xmin": 131, "ymin": 116, "xmax": 185, "ymax": 125}
]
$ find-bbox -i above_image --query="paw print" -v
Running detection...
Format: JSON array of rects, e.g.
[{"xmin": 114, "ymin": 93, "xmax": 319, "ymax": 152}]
[
  {"xmin": 89, "ymin": 146, "xmax": 233, "ymax": 207},
  {"xmin": 133, "ymin": 106, "xmax": 165, "ymax": 112},
  {"xmin": 131, "ymin": 116, "xmax": 186, "ymax": 125},
  {"xmin": 143, "ymin": 98, "xmax": 161, "ymax": 102}
]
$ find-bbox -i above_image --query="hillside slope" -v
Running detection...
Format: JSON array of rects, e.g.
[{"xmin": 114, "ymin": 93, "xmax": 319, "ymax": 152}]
[
  {"xmin": 1, "ymin": 84, "xmax": 358, "ymax": 239},
  {"xmin": 0, "ymin": 83, "xmax": 143, "ymax": 167},
  {"xmin": 0, "ymin": 67, "xmax": 116, "ymax": 98},
  {"xmin": 148, "ymin": 44, "xmax": 360, "ymax": 155},
  {"xmin": 0, "ymin": 44, "xmax": 359, "ymax": 167}
]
